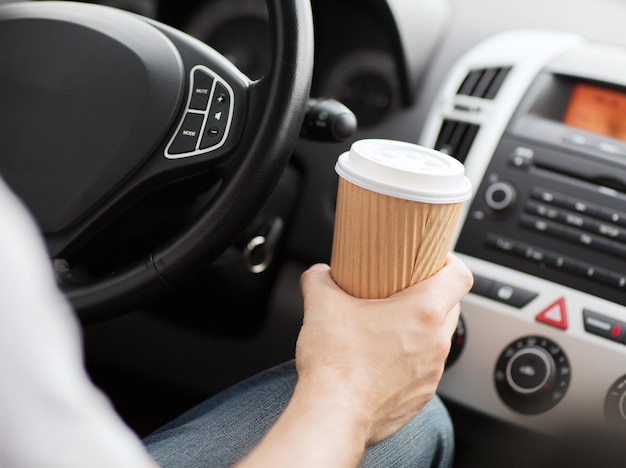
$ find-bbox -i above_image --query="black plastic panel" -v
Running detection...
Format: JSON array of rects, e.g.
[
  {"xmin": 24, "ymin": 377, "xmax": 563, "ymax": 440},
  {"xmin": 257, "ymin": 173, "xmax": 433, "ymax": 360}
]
[{"xmin": 456, "ymin": 135, "xmax": 626, "ymax": 306}]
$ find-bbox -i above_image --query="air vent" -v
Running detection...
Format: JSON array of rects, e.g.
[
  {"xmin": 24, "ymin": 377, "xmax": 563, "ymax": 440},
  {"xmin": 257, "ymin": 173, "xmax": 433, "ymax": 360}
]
[
  {"xmin": 457, "ymin": 66, "xmax": 512, "ymax": 99},
  {"xmin": 434, "ymin": 119, "xmax": 479, "ymax": 163}
]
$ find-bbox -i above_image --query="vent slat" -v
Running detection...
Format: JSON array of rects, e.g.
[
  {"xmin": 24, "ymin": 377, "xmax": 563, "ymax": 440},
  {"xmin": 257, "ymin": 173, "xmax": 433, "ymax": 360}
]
[
  {"xmin": 484, "ymin": 67, "xmax": 512, "ymax": 99},
  {"xmin": 455, "ymin": 123, "xmax": 480, "ymax": 161},
  {"xmin": 448, "ymin": 122, "xmax": 470, "ymax": 152},
  {"xmin": 458, "ymin": 70, "xmax": 483, "ymax": 96},
  {"xmin": 434, "ymin": 119, "xmax": 480, "ymax": 163},
  {"xmin": 435, "ymin": 120, "xmax": 457, "ymax": 151},
  {"xmin": 457, "ymin": 66, "xmax": 512, "ymax": 99},
  {"xmin": 472, "ymin": 68, "xmax": 498, "ymax": 98}
]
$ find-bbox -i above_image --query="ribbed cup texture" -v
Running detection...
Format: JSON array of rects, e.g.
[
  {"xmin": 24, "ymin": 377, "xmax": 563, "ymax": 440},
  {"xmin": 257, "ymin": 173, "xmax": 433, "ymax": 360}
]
[{"xmin": 330, "ymin": 178, "xmax": 463, "ymax": 299}]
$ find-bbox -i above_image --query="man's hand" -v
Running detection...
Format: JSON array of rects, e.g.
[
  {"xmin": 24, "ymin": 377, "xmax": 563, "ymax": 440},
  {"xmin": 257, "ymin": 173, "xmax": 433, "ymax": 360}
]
[{"xmin": 296, "ymin": 253, "xmax": 473, "ymax": 444}]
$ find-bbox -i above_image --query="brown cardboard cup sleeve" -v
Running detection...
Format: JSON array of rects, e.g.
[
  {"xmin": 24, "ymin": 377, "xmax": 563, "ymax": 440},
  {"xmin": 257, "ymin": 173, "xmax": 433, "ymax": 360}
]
[{"xmin": 330, "ymin": 139, "xmax": 472, "ymax": 299}]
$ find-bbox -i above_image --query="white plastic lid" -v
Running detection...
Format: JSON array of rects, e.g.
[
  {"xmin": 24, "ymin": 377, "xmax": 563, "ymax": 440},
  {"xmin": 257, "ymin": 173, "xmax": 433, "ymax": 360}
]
[{"xmin": 335, "ymin": 139, "xmax": 472, "ymax": 204}]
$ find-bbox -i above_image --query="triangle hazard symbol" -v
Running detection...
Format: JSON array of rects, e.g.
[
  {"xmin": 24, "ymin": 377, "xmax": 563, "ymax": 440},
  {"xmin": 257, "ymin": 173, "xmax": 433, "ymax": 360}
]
[{"xmin": 535, "ymin": 297, "xmax": 568, "ymax": 330}]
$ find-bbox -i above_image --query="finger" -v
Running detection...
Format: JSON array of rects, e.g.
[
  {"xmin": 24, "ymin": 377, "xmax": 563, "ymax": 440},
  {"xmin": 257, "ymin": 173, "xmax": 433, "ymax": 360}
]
[
  {"xmin": 300, "ymin": 263, "xmax": 331, "ymax": 293},
  {"xmin": 420, "ymin": 253, "xmax": 473, "ymax": 298},
  {"xmin": 300, "ymin": 263, "xmax": 354, "ymax": 307},
  {"xmin": 441, "ymin": 253, "xmax": 474, "ymax": 296},
  {"xmin": 392, "ymin": 253, "xmax": 473, "ymax": 313}
]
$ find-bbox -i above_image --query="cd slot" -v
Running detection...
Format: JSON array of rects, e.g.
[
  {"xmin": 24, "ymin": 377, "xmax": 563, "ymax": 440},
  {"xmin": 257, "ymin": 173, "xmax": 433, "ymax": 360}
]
[{"xmin": 533, "ymin": 158, "xmax": 626, "ymax": 194}]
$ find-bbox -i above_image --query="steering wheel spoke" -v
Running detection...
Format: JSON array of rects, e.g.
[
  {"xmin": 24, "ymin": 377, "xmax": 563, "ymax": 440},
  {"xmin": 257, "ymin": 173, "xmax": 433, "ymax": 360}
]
[{"xmin": 0, "ymin": 0, "xmax": 313, "ymax": 322}]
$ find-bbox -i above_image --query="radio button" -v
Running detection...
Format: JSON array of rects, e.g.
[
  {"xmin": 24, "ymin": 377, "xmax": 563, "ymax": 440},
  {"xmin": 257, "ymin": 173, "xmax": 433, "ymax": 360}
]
[
  {"xmin": 561, "ymin": 196, "xmax": 598, "ymax": 215},
  {"xmin": 543, "ymin": 251, "xmax": 567, "ymax": 269},
  {"xmin": 609, "ymin": 241, "xmax": 626, "ymax": 259},
  {"xmin": 469, "ymin": 273, "xmax": 537, "ymax": 308},
  {"xmin": 564, "ymin": 227, "xmax": 612, "ymax": 251},
  {"xmin": 599, "ymin": 207, "xmax": 626, "ymax": 228},
  {"xmin": 525, "ymin": 200, "xmax": 559, "ymax": 219},
  {"xmin": 560, "ymin": 212, "xmax": 586, "ymax": 228},
  {"xmin": 520, "ymin": 214, "xmax": 566, "ymax": 237},
  {"xmin": 489, "ymin": 281, "xmax": 538, "ymax": 308},
  {"xmin": 470, "ymin": 274, "xmax": 494, "ymax": 297},
  {"xmin": 595, "ymin": 269, "xmax": 626, "ymax": 289},
  {"xmin": 546, "ymin": 254, "xmax": 580, "ymax": 275},
  {"xmin": 597, "ymin": 222, "xmax": 623, "ymax": 240},
  {"xmin": 520, "ymin": 215, "xmax": 549, "ymax": 232},
  {"xmin": 485, "ymin": 181, "xmax": 516, "ymax": 212},
  {"xmin": 571, "ymin": 261, "xmax": 605, "ymax": 280},
  {"xmin": 510, "ymin": 146, "xmax": 534, "ymax": 169},
  {"xmin": 531, "ymin": 187, "xmax": 566, "ymax": 206},
  {"xmin": 584, "ymin": 204, "xmax": 605, "ymax": 220},
  {"xmin": 486, "ymin": 233, "xmax": 515, "ymax": 252},
  {"xmin": 520, "ymin": 245, "xmax": 546, "ymax": 262}
]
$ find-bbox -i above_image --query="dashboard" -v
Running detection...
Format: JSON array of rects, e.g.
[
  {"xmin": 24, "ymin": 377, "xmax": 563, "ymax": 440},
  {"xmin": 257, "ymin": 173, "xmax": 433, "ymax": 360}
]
[{"xmin": 422, "ymin": 31, "xmax": 626, "ymax": 434}]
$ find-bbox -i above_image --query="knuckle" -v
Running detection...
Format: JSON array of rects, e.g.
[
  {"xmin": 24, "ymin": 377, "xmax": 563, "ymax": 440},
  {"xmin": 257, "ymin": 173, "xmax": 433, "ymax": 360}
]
[{"xmin": 418, "ymin": 298, "xmax": 448, "ymax": 326}]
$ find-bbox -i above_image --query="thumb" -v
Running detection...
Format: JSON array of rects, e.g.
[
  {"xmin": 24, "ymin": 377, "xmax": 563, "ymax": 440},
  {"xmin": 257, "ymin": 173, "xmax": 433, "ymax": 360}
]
[{"xmin": 300, "ymin": 263, "xmax": 357, "ymax": 311}]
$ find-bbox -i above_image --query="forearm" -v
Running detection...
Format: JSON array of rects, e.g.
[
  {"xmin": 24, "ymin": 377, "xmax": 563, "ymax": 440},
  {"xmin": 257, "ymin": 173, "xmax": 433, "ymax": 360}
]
[{"xmin": 236, "ymin": 379, "xmax": 368, "ymax": 468}]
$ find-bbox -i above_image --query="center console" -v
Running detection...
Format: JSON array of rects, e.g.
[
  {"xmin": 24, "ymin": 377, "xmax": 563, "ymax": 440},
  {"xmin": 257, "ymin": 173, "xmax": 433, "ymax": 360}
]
[{"xmin": 420, "ymin": 30, "xmax": 626, "ymax": 433}]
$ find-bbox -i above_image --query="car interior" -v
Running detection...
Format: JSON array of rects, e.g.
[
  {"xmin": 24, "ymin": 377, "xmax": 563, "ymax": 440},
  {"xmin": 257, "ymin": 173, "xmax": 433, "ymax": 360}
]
[{"xmin": 3, "ymin": 0, "xmax": 626, "ymax": 466}]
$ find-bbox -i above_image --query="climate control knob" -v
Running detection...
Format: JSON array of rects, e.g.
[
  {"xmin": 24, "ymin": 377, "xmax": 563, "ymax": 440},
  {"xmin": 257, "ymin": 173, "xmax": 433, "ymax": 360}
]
[
  {"xmin": 495, "ymin": 336, "xmax": 570, "ymax": 414},
  {"xmin": 506, "ymin": 346, "xmax": 553, "ymax": 394},
  {"xmin": 605, "ymin": 375, "xmax": 626, "ymax": 427}
]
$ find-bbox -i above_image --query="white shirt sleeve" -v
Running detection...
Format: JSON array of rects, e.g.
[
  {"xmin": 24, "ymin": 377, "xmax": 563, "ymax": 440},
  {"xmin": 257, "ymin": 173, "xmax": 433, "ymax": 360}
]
[{"xmin": 0, "ymin": 178, "xmax": 156, "ymax": 467}]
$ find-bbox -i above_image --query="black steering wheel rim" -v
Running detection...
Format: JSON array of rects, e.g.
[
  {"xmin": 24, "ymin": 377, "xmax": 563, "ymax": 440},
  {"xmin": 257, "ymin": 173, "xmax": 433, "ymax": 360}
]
[{"xmin": 0, "ymin": 0, "xmax": 314, "ymax": 323}]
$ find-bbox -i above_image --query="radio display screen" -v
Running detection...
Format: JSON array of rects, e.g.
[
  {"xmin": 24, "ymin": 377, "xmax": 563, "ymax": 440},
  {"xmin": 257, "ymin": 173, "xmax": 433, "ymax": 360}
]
[{"xmin": 563, "ymin": 83, "xmax": 626, "ymax": 141}]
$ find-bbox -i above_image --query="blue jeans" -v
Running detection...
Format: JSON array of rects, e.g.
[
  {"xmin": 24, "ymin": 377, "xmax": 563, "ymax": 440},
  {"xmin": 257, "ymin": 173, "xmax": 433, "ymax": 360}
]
[{"xmin": 144, "ymin": 360, "xmax": 454, "ymax": 467}]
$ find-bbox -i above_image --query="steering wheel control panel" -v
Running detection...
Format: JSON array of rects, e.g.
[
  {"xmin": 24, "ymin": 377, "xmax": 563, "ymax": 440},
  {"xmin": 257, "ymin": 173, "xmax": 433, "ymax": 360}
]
[
  {"xmin": 421, "ymin": 31, "xmax": 626, "ymax": 433},
  {"xmin": 165, "ymin": 65, "xmax": 235, "ymax": 159}
]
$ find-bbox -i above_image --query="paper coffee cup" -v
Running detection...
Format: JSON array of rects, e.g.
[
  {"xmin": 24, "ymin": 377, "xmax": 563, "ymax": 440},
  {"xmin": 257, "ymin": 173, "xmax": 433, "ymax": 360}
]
[{"xmin": 330, "ymin": 139, "xmax": 472, "ymax": 299}]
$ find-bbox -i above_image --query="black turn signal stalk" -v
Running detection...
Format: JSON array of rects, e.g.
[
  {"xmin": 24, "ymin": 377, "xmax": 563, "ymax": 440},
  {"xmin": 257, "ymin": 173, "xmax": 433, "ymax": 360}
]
[{"xmin": 300, "ymin": 98, "xmax": 357, "ymax": 142}]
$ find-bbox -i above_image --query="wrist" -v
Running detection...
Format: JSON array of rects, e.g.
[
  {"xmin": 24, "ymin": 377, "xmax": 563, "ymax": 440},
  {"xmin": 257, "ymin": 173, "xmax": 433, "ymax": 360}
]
[
  {"xmin": 289, "ymin": 377, "xmax": 370, "ymax": 463},
  {"xmin": 238, "ymin": 373, "xmax": 371, "ymax": 468},
  {"xmin": 296, "ymin": 373, "xmax": 371, "ymax": 435}
]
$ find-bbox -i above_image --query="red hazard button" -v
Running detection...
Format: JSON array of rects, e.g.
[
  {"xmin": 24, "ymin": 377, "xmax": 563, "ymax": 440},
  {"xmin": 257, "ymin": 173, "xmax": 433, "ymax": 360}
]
[{"xmin": 535, "ymin": 298, "xmax": 568, "ymax": 330}]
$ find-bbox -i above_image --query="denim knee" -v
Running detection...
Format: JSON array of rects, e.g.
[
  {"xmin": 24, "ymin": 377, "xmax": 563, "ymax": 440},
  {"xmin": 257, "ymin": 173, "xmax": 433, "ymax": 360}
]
[{"xmin": 359, "ymin": 395, "xmax": 455, "ymax": 468}]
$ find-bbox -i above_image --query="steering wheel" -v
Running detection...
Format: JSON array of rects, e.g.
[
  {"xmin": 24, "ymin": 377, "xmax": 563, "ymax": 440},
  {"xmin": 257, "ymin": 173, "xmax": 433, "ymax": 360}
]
[{"xmin": 0, "ymin": 1, "xmax": 314, "ymax": 323}]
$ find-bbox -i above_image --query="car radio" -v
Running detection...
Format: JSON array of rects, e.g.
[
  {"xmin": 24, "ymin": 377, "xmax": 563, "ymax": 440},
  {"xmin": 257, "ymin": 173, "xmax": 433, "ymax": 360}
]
[
  {"xmin": 420, "ymin": 30, "xmax": 626, "ymax": 433},
  {"xmin": 458, "ymin": 72, "xmax": 626, "ymax": 309}
]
